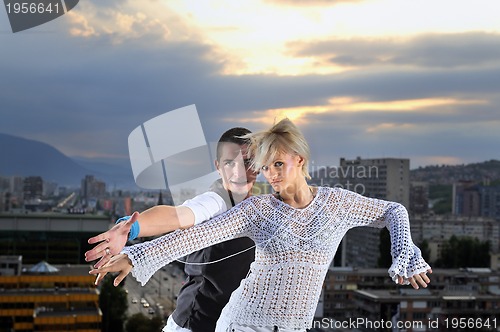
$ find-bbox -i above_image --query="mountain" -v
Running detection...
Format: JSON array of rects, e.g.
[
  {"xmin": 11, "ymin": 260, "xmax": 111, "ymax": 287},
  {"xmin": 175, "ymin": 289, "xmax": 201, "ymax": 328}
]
[
  {"xmin": 0, "ymin": 133, "xmax": 135, "ymax": 188},
  {"xmin": 2, "ymin": 131, "xmax": 497, "ymax": 189}
]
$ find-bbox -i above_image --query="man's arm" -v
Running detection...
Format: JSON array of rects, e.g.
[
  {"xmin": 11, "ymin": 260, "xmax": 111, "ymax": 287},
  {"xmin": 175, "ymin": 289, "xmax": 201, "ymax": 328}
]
[
  {"xmin": 84, "ymin": 191, "xmax": 227, "ymax": 267},
  {"xmin": 138, "ymin": 205, "xmax": 196, "ymax": 234},
  {"xmin": 90, "ymin": 196, "xmax": 255, "ymax": 286}
]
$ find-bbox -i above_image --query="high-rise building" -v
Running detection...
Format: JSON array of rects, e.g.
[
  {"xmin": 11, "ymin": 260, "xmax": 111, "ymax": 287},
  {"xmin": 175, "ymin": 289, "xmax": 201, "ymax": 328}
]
[
  {"xmin": 0, "ymin": 176, "xmax": 10, "ymax": 192},
  {"xmin": 480, "ymin": 185, "xmax": 500, "ymax": 220},
  {"xmin": 452, "ymin": 182, "xmax": 500, "ymax": 220},
  {"xmin": 10, "ymin": 176, "xmax": 24, "ymax": 196},
  {"xmin": 23, "ymin": 176, "xmax": 43, "ymax": 201},
  {"xmin": 452, "ymin": 181, "xmax": 481, "ymax": 217},
  {"xmin": 338, "ymin": 157, "xmax": 410, "ymax": 207},
  {"xmin": 80, "ymin": 175, "xmax": 106, "ymax": 207},
  {"xmin": 337, "ymin": 157, "xmax": 410, "ymax": 269},
  {"xmin": 409, "ymin": 181, "xmax": 429, "ymax": 215}
]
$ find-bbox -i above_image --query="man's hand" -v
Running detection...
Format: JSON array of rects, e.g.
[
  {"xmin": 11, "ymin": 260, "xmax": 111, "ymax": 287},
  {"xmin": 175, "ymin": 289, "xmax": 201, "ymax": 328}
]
[
  {"xmin": 89, "ymin": 254, "xmax": 133, "ymax": 286},
  {"xmin": 85, "ymin": 211, "xmax": 139, "ymax": 268},
  {"xmin": 398, "ymin": 269, "xmax": 432, "ymax": 289}
]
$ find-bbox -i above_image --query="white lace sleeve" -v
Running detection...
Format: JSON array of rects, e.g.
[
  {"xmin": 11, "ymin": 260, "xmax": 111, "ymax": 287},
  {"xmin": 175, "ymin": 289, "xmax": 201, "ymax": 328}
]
[
  {"xmin": 121, "ymin": 196, "xmax": 258, "ymax": 285},
  {"xmin": 339, "ymin": 189, "xmax": 431, "ymax": 284}
]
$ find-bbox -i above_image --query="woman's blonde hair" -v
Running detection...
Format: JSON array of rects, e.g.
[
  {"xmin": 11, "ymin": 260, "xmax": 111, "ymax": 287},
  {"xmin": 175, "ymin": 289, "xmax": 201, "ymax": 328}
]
[{"xmin": 245, "ymin": 118, "xmax": 311, "ymax": 180}]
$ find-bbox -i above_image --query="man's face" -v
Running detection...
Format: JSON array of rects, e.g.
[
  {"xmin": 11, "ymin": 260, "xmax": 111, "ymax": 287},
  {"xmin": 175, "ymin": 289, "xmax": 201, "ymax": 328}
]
[{"xmin": 215, "ymin": 142, "xmax": 257, "ymax": 197}]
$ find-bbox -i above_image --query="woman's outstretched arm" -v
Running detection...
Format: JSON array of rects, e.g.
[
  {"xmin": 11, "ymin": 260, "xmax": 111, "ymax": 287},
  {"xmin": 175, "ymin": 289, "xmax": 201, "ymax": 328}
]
[
  {"xmin": 89, "ymin": 196, "xmax": 260, "ymax": 286},
  {"xmin": 339, "ymin": 188, "xmax": 432, "ymax": 288}
]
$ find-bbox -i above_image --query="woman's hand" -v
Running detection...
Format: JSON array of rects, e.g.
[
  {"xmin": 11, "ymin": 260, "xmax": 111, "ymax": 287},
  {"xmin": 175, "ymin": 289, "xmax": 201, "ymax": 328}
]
[
  {"xmin": 89, "ymin": 253, "xmax": 133, "ymax": 286},
  {"xmin": 398, "ymin": 269, "xmax": 432, "ymax": 289},
  {"xmin": 85, "ymin": 212, "xmax": 139, "ymax": 268}
]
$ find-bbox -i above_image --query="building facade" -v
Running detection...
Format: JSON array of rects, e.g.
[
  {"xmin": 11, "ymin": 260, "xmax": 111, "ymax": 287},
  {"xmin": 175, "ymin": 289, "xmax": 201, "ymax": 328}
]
[
  {"xmin": 80, "ymin": 175, "xmax": 106, "ymax": 208},
  {"xmin": 0, "ymin": 213, "xmax": 111, "ymax": 264},
  {"xmin": 338, "ymin": 157, "xmax": 410, "ymax": 208},
  {"xmin": 337, "ymin": 157, "xmax": 410, "ymax": 269},
  {"xmin": 318, "ymin": 267, "xmax": 500, "ymax": 332},
  {"xmin": 410, "ymin": 215, "xmax": 499, "ymax": 262},
  {"xmin": 409, "ymin": 181, "xmax": 429, "ymax": 215},
  {"xmin": 23, "ymin": 176, "xmax": 43, "ymax": 201},
  {"xmin": 453, "ymin": 182, "xmax": 500, "ymax": 220},
  {"xmin": 0, "ymin": 256, "xmax": 101, "ymax": 332}
]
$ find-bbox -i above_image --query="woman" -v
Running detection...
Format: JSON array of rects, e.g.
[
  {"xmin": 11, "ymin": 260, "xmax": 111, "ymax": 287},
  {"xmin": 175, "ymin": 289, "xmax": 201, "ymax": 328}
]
[{"xmin": 90, "ymin": 118, "xmax": 431, "ymax": 332}]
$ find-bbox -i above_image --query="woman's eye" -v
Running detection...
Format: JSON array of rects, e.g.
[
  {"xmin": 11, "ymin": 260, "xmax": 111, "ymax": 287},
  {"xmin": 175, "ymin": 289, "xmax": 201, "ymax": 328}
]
[
  {"xmin": 274, "ymin": 161, "xmax": 283, "ymax": 167},
  {"xmin": 261, "ymin": 165, "xmax": 269, "ymax": 171}
]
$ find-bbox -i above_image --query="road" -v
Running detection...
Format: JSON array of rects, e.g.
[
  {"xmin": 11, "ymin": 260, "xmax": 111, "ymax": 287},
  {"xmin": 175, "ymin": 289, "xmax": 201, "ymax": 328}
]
[{"xmin": 125, "ymin": 263, "xmax": 186, "ymax": 322}]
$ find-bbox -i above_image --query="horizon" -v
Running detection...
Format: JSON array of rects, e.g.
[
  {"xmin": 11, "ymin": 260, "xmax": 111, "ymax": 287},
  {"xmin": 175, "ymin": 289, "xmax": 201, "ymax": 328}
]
[{"xmin": 1, "ymin": 130, "xmax": 498, "ymax": 173}]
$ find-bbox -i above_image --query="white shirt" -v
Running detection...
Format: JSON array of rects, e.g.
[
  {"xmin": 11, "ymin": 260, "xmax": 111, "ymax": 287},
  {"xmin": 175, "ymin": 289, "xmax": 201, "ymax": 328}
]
[{"xmin": 181, "ymin": 191, "xmax": 227, "ymax": 225}]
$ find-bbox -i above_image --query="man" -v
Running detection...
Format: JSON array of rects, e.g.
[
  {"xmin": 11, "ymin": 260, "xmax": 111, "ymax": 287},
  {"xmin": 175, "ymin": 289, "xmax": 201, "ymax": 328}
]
[{"xmin": 85, "ymin": 127, "xmax": 257, "ymax": 332}]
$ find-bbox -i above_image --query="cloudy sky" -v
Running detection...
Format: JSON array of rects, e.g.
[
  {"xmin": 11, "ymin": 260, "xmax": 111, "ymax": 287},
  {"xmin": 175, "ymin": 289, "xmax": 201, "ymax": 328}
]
[{"xmin": 1, "ymin": 0, "xmax": 499, "ymax": 172}]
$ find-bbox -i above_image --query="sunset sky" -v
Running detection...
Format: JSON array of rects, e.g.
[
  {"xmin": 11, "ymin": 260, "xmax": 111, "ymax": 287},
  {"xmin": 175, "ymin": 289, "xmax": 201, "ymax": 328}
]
[{"xmin": 1, "ymin": 0, "xmax": 499, "ymax": 172}]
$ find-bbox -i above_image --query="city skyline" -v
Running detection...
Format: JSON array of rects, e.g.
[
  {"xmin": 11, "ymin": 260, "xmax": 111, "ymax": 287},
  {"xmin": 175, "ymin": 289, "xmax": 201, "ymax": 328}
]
[{"xmin": 1, "ymin": 0, "xmax": 499, "ymax": 171}]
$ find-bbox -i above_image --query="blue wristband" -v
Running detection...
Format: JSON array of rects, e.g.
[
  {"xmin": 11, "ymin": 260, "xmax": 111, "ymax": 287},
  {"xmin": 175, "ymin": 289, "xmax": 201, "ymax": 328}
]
[{"xmin": 115, "ymin": 215, "xmax": 140, "ymax": 241}]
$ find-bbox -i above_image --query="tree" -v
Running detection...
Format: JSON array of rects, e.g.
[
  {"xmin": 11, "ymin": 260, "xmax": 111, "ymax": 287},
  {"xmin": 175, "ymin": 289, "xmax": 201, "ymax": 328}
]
[
  {"xmin": 99, "ymin": 275, "xmax": 128, "ymax": 332},
  {"xmin": 150, "ymin": 316, "xmax": 164, "ymax": 331},
  {"xmin": 419, "ymin": 239, "xmax": 431, "ymax": 262},
  {"xmin": 125, "ymin": 313, "xmax": 149, "ymax": 332},
  {"xmin": 435, "ymin": 236, "xmax": 491, "ymax": 268},
  {"xmin": 428, "ymin": 184, "xmax": 452, "ymax": 214},
  {"xmin": 126, "ymin": 313, "xmax": 163, "ymax": 332},
  {"xmin": 377, "ymin": 228, "xmax": 392, "ymax": 268}
]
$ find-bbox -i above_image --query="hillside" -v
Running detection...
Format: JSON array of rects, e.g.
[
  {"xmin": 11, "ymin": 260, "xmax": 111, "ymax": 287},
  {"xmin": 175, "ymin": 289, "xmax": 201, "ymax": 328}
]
[
  {"xmin": 1, "ymin": 131, "xmax": 497, "ymax": 189},
  {"xmin": 0, "ymin": 133, "xmax": 134, "ymax": 188},
  {"xmin": 410, "ymin": 159, "xmax": 500, "ymax": 184}
]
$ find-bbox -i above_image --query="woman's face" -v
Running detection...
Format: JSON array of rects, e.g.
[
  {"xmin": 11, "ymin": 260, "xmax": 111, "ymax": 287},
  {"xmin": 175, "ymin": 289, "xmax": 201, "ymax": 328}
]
[{"xmin": 260, "ymin": 151, "xmax": 304, "ymax": 195}]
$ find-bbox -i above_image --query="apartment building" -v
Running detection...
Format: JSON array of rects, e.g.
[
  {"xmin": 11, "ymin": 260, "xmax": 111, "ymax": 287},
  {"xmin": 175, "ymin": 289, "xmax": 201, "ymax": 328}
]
[
  {"xmin": 0, "ymin": 256, "xmax": 101, "ymax": 332},
  {"xmin": 337, "ymin": 157, "xmax": 410, "ymax": 269},
  {"xmin": 410, "ymin": 215, "xmax": 499, "ymax": 261},
  {"xmin": 318, "ymin": 267, "xmax": 500, "ymax": 332}
]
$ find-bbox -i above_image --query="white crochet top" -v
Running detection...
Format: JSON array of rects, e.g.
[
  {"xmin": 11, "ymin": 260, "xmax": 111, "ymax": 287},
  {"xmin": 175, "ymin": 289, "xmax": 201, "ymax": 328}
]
[{"xmin": 122, "ymin": 187, "xmax": 431, "ymax": 330}]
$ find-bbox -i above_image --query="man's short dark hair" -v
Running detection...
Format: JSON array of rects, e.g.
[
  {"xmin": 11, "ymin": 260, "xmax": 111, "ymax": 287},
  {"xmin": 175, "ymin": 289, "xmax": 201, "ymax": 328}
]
[{"xmin": 216, "ymin": 127, "xmax": 251, "ymax": 161}]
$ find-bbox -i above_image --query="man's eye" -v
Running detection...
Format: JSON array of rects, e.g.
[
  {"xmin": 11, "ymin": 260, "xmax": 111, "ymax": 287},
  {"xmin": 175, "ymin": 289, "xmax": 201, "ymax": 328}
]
[
  {"xmin": 261, "ymin": 165, "xmax": 269, "ymax": 171},
  {"xmin": 225, "ymin": 161, "xmax": 235, "ymax": 166}
]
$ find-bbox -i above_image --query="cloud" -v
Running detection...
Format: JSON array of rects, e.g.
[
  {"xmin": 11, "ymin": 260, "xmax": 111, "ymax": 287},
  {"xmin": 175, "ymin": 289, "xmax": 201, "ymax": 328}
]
[
  {"xmin": 63, "ymin": 0, "xmax": 202, "ymax": 45},
  {"xmin": 288, "ymin": 32, "xmax": 500, "ymax": 69},
  {"xmin": 300, "ymin": 108, "xmax": 500, "ymax": 169},
  {"xmin": 2, "ymin": 32, "xmax": 498, "ymax": 164},
  {"xmin": 0, "ymin": 25, "xmax": 222, "ymax": 159},
  {"xmin": 264, "ymin": 0, "xmax": 364, "ymax": 6},
  {"xmin": 67, "ymin": 11, "xmax": 98, "ymax": 37},
  {"xmin": 1, "ymin": 1, "xmax": 499, "ymax": 170},
  {"xmin": 219, "ymin": 96, "xmax": 488, "ymax": 129}
]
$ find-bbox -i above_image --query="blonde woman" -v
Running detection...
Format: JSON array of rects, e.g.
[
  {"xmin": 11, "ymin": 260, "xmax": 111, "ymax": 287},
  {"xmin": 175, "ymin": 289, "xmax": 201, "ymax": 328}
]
[{"xmin": 90, "ymin": 118, "xmax": 431, "ymax": 332}]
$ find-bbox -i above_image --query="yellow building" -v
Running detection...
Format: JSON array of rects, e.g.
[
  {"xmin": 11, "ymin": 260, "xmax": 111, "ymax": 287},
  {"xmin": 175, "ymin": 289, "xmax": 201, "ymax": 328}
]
[{"xmin": 0, "ymin": 256, "xmax": 101, "ymax": 332}]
